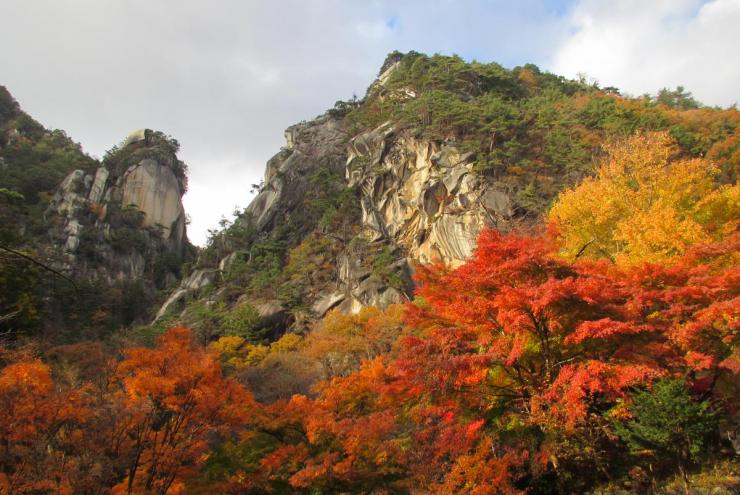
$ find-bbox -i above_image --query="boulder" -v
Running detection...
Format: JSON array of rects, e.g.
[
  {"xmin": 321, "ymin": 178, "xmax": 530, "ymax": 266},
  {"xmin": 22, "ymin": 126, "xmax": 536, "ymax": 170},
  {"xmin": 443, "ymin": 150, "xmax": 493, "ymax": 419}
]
[
  {"xmin": 121, "ymin": 128, "xmax": 150, "ymax": 148},
  {"xmin": 182, "ymin": 269, "xmax": 218, "ymax": 291},
  {"xmin": 312, "ymin": 291, "xmax": 346, "ymax": 317},
  {"xmin": 121, "ymin": 159, "xmax": 185, "ymax": 242},
  {"xmin": 480, "ymin": 189, "xmax": 513, "ymax": 217}
]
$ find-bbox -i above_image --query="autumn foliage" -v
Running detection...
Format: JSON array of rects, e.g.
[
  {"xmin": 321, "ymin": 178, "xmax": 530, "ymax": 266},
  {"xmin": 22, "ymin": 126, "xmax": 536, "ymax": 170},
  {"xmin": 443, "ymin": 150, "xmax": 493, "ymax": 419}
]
[
  {"xmin": 1, "ymin": 132, "xmax": 738, "ymax": 493},
  {"xmin": 549, "ymin": 132, "xmax": 739, "ymax": 265},
  {"xmin": 0, "ymin": 354, "xmax": 92, "ymax": 494},
  {"xmin": 1, "ymin": 235, "xmax": 737, "ymax": 493},
  {"xmin": 109, "ymin": 327, "xmax": 255, "ymax": 495},
  {"xmin": 201, "ymin": 229, "xmax": 737, "ymax": 493},
  {"xmin": 0, "ymin": 328, "xmax": 256, "ymax": 495}
]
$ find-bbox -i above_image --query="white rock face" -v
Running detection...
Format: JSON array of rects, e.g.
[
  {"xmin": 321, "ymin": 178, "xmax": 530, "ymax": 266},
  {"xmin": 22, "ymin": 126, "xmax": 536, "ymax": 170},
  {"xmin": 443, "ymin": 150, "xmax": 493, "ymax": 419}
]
[
  {"xmin": 87, "ymin": 167, "xmax": 109, "ymax": 204},
  {"xmin": 152, "ymin": 269, "xmax": 218, "ymax": 323},
  {"xmin": 347, "ymin": 125, "xmax": 516, "ymax": 267},
  {"xmin": 51, "ymin": 169, "xmax": 87, "ymax": 216},
  {"xmin": 64, "ymin": 219, "xmax": 83, "ymax": 252},
  {"xmin": 153, "ymin": 288, "xmax": 188, "ymax": 323},
  {"xmin": 377, "ymin": 61, "xmax": 401, "ymax": 86},
  {"xmin": 182, "ymin": 268, "xmax": 218, "ymax": 291},
  {"xmin": 121, "ymin": 159, "xmax": 185, "ymax": 242}
]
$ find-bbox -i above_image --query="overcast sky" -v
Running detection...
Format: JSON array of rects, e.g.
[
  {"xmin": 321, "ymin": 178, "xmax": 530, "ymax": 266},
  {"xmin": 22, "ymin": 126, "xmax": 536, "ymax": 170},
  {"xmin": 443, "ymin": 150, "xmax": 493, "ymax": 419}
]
[{"xmin": 2, "ymin": 0, "xmax": 738, "ymax": 245}]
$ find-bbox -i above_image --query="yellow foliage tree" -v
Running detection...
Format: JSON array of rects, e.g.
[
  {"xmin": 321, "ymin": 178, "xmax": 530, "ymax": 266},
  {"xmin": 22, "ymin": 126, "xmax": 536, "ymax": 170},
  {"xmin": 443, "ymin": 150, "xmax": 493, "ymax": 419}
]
[
  {"xmin": 548, "ymin": 132, "xmax": 739, "ymax": 265},
  {"xmin": 303, "ymin": 305, "xmax": 406, "ymax": 378}
]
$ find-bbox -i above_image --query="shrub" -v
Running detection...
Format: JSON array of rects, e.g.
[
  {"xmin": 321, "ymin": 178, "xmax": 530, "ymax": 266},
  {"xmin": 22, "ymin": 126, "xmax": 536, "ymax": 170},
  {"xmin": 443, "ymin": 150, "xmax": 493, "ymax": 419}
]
[
  {"xmin": 614, "ymin": 378, "xmax": 718, "ymax": 490},
  {"xmin": 223, "ymin": 302, "xmax": 263, "ymax": 343}
]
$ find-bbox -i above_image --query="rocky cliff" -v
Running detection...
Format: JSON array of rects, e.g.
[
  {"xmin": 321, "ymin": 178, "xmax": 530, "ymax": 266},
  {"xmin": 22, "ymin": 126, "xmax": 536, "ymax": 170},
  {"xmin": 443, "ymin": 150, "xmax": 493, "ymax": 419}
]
[
  {"xmin": 4, "ymin": 51, "xmax": 735, "ymax": 350},
  {"xmin": 47, "ymin": 129, "xmax": 189, "ymax": 286},
  {"xmin": 347, "ymin": 121, "xmax": 517, "ymax": 267},
  {"xmin": 155, "ymin": 55, "xmax": 525, "ymax": 334},
  {"xmin": 152, "ymin": 50, "xmax": 739, "ymax": 346},
  {"xmin": 0, "ymin": 88, "xmax": 193, "ymax": 338}
]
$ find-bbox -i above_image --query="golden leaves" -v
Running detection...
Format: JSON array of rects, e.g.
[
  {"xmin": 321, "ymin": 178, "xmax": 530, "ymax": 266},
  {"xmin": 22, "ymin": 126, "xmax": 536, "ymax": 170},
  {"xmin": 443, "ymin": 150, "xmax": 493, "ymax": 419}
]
[{"xmin": 549, "ymin": 132, "xmax": 739, "ymax": 266}]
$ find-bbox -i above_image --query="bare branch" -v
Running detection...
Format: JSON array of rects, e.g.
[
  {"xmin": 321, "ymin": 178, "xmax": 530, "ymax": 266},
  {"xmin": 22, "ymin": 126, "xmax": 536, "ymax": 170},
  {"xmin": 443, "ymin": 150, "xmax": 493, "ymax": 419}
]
[{"xmin": 0, "ymin": 244, "xmax": 78, "ymax": 291}]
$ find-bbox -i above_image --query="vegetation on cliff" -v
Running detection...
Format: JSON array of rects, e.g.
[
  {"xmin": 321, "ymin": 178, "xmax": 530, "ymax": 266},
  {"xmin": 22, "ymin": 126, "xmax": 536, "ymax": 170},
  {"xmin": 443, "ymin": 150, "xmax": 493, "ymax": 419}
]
[
  {"xmin": 0, "ymin": 88, "xmax": 193, "ymax": 341},
  {"xmin": 0, "ymin": 53, "xmax": 738, "ymax": 493},
  {"xmin": 173, "ymin": 51, "xmax": 738, "ymax": 347},
  {"xmin": 345, "ymin": 52, "xmax": 738, "ymax": 211}
]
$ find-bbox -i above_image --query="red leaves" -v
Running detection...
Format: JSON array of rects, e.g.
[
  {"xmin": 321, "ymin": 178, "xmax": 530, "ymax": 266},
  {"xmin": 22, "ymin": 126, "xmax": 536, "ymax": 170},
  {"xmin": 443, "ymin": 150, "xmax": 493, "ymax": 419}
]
[
  {"xmin": 407, "ymin": 228, "xmax": 739, "ymax": 435},
  {"xmin": 1, "ymin": 228, "xmax": 735, "ymax": 493},
  {"xmin": 545, "ymin": 361, "xmax": 662, "ymax": 427},
  {"xmin": 565, "ymin": 318, "xmax": 651, "ymax": 345},
  {"xmin": 625, "ymin": 232, "xmax": 740, "ymax": 387},
  {"xmin": 465, "ymin": 418, "xmax": 485, "ymax": 438}
]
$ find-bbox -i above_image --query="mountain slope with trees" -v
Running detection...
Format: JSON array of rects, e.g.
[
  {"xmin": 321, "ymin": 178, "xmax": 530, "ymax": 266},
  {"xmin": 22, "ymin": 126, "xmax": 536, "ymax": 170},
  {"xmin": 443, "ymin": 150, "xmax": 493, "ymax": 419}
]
[
  {"xmin": 0, "ymin": 87, "xmax": 194, "ymax": 343},
  {"xmin": 157, "ymin": 51, "xmax": 738, "ymax": 357},
  {"xmin": 0, "ymin": 52, "xmax": 738, "ymax": 493}
]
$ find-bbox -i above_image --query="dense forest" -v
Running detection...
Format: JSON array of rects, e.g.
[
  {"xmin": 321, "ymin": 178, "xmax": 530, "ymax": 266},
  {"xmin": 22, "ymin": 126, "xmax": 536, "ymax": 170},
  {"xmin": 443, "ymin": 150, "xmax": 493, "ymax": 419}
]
[{"xmin": 0, "ymin": 52, "xmax": 738, "ymax": 494}]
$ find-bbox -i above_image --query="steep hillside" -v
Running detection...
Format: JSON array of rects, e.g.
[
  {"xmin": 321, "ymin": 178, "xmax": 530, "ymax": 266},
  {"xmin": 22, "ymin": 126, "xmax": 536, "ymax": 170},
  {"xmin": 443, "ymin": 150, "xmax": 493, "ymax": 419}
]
[
  {"xmin": 0, "ymin": 88, "xmax": 194, "ymax": 341},
  {"xmin": 0, "ymin": 52, "xmax": 737, "ymax": 495},
  {"xmin": 155, "ymin": 51, "xmax": 739, "ymax": 345}
]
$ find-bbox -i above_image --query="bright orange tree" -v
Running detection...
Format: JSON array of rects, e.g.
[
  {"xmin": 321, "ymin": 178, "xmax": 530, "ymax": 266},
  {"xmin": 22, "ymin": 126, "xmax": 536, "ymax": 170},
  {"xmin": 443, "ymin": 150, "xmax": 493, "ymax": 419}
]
[
  {"xmin": 0, "ymin": 351, "xmax": 93, "ymax": 494},
  {"xmin": 241, "ymin": 228, "xmax": 738, "ymax": 493},
  {"xmin": 109, "ymin": 326, "xmax": 256, "ymax": 495}
]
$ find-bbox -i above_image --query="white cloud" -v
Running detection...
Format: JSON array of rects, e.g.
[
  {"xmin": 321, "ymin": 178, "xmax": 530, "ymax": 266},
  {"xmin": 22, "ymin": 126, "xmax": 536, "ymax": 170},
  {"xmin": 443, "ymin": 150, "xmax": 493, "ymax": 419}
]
[
  {"xmin": 1, "ymin": 0, "xmax": 570, "ymax": 245},
  {"xmin": 551, "ymin": 0, "xmax": 740, "ymax": 106},
  {"xmin": 4, "ymin": 1, "xmax": 735, "ymax": 245}
]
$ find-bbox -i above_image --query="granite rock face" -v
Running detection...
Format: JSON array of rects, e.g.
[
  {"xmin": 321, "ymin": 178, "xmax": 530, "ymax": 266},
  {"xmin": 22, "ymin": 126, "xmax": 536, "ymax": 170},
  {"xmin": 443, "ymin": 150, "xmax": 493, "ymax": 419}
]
[
  {"xmin": 164, "ymin": 100, "xmax": 519, "ymax": 326},
  {"xmin": 239, "ymin": 115, "xmax": 413, "ymax": 317},
  {"xmin": 47, "ymin": 130, "xmax": 189, "ymax": 290},
  {"xmin": 246, "ymin": 115, "xmax": 347, "ymax": 231},
  {"xmin": 121, "ymin": 158, "xmax": 186, "ymax": 244},
  {"xmin": 347, "ymin": 123, "xmax": 515, "ymax": 267},
  {"xmin": 152, "ymin": 61, "xmax": 524, "ymax": 327},
  {"xmin": 175, "ymin": 115, "xmax": 515, "ymax": 326}
]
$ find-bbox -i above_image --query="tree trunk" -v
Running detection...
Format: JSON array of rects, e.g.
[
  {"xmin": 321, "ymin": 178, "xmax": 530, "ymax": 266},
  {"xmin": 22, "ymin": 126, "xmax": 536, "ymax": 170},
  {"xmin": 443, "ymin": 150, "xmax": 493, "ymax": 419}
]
[{"xmin": 678, "ymin": 463, "xmax": 691, "ymax": 495}]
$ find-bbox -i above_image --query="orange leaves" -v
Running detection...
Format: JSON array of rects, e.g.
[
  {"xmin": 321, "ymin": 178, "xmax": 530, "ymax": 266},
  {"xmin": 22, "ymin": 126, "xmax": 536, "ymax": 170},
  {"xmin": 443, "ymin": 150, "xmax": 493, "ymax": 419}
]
[
  {"xmin": 2, "ymin": 226, "xmax": 736, "ymax": 493},
  {"xmin": 111, "ymin": 326, "xmax": 256, "ymax": 494},
  {"xmin": 118, "ymin": 326, "xmax": 250, "ymax": 420},
  {"xmin": 0, "ymin": 360, "xmax": 52, "ymax": 397},
  {"xmin": 429, "ymin": 440, "xmax": 526, "ymax": 495},
  {"xmin": 0, "ymin": 357, "xmax": 94, "ymax": 494},
  {"xmin": 0, "ymin": 326, "xmax": 258, "ymax": 494},
  {"xmin": 288, "ymin": 382, "xmax": 411, "ymax": 489}
]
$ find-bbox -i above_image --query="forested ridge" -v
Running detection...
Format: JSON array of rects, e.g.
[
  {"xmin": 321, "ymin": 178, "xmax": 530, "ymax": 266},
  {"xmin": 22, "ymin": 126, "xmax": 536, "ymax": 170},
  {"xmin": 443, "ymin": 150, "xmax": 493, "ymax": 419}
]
[{"xmin": 0, "ymin": 52, "xmax": 738, "ymax": 494}]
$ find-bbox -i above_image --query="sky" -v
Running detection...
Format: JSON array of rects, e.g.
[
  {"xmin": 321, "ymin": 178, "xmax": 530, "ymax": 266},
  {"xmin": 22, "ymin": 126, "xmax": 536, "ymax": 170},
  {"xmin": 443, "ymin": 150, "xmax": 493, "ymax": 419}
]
[{"xmin": 1, "ymin": 0, "xmax": 738, "ymax": 245}]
